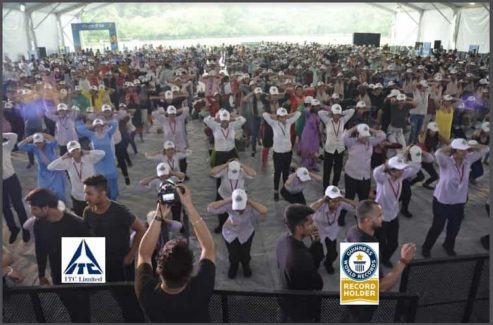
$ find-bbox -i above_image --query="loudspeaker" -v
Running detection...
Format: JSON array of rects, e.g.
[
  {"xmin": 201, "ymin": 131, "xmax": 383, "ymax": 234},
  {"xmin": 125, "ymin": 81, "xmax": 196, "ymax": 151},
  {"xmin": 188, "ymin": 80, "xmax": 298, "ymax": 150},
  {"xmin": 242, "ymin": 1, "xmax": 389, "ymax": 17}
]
[
  {"xmin": 37, "ymin": 47, "xmax": 47, "ymax": 59},
  {"xmin": 434, "ymin": 40, "xmax": 441, "ymax": 50},
  {"xmin": 353, "ymin": 33, "xmax": 381, "ymax": 47}
]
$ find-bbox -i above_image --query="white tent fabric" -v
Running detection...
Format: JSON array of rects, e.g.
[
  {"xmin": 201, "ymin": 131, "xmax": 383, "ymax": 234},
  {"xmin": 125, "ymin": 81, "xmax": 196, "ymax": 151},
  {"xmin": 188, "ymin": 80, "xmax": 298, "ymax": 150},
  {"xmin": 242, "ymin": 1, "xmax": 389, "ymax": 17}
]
[
  {"xmin": 2, "ymin": 10, "xmax": 30, "ymax": 60},
  {"xmin": 456, "ymin": 7, "xmax": 490, "ymax": 53},
  {"xmin": 418, "ymin": 8, "xmax": 454, "ymax": 50},
  {"xmin": 393, "ymin": 11, "xmax": 421, "ymax": 47}
]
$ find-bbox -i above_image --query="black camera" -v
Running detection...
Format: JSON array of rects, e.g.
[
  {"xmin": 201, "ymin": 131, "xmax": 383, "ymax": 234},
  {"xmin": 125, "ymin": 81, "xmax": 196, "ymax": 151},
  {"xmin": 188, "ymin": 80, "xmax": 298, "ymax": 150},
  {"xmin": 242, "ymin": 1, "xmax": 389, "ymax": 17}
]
[{"xmin": 157, "ymin": 179, "xmax": 183, "ymax": 206}]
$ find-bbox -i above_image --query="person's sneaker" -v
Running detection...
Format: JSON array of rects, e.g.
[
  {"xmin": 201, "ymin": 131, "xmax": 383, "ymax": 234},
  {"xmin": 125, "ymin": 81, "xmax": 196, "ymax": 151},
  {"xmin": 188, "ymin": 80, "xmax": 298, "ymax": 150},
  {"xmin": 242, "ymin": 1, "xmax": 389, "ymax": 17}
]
[
  {"xmin": 442, "ymin": 244, "xmax": 457, "ymax": 256},
  {"xmin": 421, "ymin": 247, "xmax": 431, "ymax": 258},
  {"xmin": 125, "ymin": 177, "xmax": 130, "ymax": 185},
  {"xmin": 22, "ymin": 229, "xmax": 30, "ymax": 243},
  {"xmin": 401, "ymin": 209, "xmax": 413, "ymax": 218},
  {"xmin": 9, "ymin": 228, "xmax": 20, "ymax": 244},
  {"xmin": 242, "ymin": 264, "xmax": 252, "ymax": 278},
  {"xmin": 274, "ymin": 192, "xmax": 279, "ymax": 201},
  {"xmin": 423, "ymin": 183, "xmax": 435, "ymax": 190},
  {"xmin": 338, "ymin": 217, "xmax": 345, "ymax": 227},
  {"xmin": 324, "ymin": 264, "xmax": 335, "ymax": 274},
  {"xmin": 228, "ymin": 265, "xmax": 238, "ymax": 279},
  {"xmin": 382, "ymin": 260, "xmax": 393, "ymax": 268},
  {"xmin": 214, "ymin": 225, "xmax": 222, "ymax": 234}
]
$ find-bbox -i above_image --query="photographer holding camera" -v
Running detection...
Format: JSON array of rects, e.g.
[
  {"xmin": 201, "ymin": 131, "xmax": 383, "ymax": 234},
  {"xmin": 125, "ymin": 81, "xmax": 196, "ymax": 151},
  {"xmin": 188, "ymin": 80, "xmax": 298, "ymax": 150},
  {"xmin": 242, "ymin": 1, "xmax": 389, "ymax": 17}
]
[{"xmin": 135, "ymin": 184, "xmax": 216, "ymax": 322}]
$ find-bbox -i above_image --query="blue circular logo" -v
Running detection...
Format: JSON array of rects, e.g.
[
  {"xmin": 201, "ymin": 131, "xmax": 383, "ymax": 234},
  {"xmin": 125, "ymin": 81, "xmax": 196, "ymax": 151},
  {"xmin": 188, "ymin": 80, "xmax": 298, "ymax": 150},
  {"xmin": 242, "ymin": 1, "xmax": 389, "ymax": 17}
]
[{"xmin": 341, "ymin": 244, "xmax": 378, "ymax": 281}]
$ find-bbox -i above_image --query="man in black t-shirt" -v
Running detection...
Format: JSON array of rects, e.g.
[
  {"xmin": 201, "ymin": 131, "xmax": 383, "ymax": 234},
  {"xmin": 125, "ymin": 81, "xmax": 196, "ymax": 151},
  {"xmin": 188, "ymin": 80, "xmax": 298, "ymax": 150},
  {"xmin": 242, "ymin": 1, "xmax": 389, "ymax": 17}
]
[
  {"xmin": 276, "ymin": 204, "xmax": 324, "ymax": 322},
  {"xmin": 135, "ymin": 184, "xmax": 216, "ymax": 323},
  {"xmin": 341, "ymin": 200, "xmax": 416, "ymax": 323},
  {"xmin": 25, "ymin": 188, "xmax": 91, "ymax": 323}
]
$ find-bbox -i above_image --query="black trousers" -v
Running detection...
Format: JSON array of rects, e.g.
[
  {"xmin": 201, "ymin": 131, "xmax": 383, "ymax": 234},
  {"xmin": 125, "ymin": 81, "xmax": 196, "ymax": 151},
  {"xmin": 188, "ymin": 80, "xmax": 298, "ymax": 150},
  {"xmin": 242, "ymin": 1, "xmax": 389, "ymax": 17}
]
[
  {"xmin": 339, "ymin": 175, "xmax": 371, "ymax": 222},
  {"xmin": 224, "ymin": 232, "xmax": 255, "ymax": 268},
  {"xmin": 323, "ymin": 150, "xmax": 344, "ymax": 189},
  {"xmin": 2, "ymin": 174, "xmax": 28, "ymax": 233},
  {"xmin": 216, "ymin": 194, "xmax": 229, "ymax": 230},
  {"xmin": 59, "ymin": 145, "xmax": 68, "ymax": 156},
  {"xmin": 115, "ymin": 142, "xmax": 129, "ymax": 178},
  {"xmin": 323, "ymin": 238, "xmax": 338, "ymax": 267},
  {"xmin": 179, "ymin": 157, "xmax": 188, "ymax": 175},
  {"xmin": 280, "ymin": 187, "xmax": 306, "ymax": 204},
  {"xmin": 273, "ymin": 151, "xmax": 293, "ymax": 191},
  {"xmin": 423, "ymin": 198, "xmax": 465, "ymax": 252},
  {"xmin": 71, "ymin": 196, "xmax": 87, "ymax": 217},
  {"xmin": 375, "ymin": 218, "xmax": 399, "ymax": 262},
  {"xmin": 400, "ymin": 179, "xmax": 412, "ymax": 211}
]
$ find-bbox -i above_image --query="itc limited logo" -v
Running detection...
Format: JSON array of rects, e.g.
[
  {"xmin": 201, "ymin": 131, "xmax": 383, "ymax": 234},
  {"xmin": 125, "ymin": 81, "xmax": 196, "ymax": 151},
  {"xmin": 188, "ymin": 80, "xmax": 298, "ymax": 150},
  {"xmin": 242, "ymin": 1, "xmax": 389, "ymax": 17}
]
[{"xmin": 62, "ymin": 237, "xmax": 105, "ymax": 283}]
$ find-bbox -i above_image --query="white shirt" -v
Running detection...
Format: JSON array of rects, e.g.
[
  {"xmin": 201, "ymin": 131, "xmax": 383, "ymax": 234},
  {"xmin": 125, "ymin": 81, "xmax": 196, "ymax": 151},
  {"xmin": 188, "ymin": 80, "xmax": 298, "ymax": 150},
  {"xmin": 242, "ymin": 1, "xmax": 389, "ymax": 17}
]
[
  {"xmin": 2, "ymin": 133, "xmax": 17, "ymax": 180},
  {"xmin": 373, "ymin": 163, "xmax": 421, "ymax": 221},
  {"xmin": 318, "ymin": 109, "xmax": 355, "ymax": 154},
  {"xmin": 410, "ymin": 89, "xmax": 430, "ymax": 115},
  {"xmin": 207, "ymin": 204, "xmax": 259, "ymax": 244},
  {"xmin": 262, "ymin": 111, "xmax": 301, "ymax": 153},
  {"xmin": 47, "ymin": 150, "xmax": 105, "ymax": 200},
  {"xmin": 212, "ymin": 168, "xmax": 253, "ymax": 199},
  {"xmin": 152, "ymin": 107, "xmax": 190, "ymax": 150},
  {"xmin": 313, "ymin": 201, "xmax": 354, "ymax": 241},
  {"xmin": 343, "ymin": 130, "xmax": 386, "ymax": 180},
  {"xmin": 145, "ymin": 152, "xmax": 186, "ymax": 172},
  {"xmin": 204, "ymin": 116, "xmax": 246, "ymax": 152}
]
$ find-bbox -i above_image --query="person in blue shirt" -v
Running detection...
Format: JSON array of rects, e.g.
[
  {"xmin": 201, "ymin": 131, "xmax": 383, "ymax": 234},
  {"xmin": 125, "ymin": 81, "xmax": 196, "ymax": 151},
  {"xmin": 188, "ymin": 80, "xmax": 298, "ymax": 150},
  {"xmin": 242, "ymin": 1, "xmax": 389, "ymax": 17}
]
[
  {"xmin": 17, "ymin": 133, "xmax": 67, "ymax": 202},
  {"xmin": 75, "ymin": 118, "xmax": 119, "ymax": 200}
]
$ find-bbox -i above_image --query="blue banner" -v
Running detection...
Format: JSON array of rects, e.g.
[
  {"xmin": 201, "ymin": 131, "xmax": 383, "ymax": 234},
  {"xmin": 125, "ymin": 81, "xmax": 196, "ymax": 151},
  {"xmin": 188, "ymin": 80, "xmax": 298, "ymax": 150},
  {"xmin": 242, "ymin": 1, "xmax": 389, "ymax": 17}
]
[{"xmin": 71, "ymin": 22, "xmax": 118, "ymax": 52}]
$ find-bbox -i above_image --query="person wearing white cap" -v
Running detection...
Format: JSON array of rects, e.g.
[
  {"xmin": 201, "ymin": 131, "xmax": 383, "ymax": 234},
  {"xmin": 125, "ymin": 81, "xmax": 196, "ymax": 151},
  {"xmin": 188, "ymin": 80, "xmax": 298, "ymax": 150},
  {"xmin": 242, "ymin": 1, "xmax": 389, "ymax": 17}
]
[
  {"xmin": 262, "ymin": 108, "xmax": 302, "ymax": 201},
  {"xmin": 444, "ymin": 69, "xmax": 459, "ymax": 98},
  {"xmin": 209, "ymin": 159, "xmax": 256, "ymax": 233},
  {"xmin": 2, "ymin": 132, "xmax": 30, "ymax": 243},
  {"xmin": 408, "ymin": 79, "xmax": 430, "ymax": 144},
  {"xmin": 207, "ymin": 189, "xmax": 267, "ymax": 279},
  {"xmin": 47, "ymin": 140, "xmax": 105, "ymax": 216},
  {"xmin": 310, "ymin": 186, "xmax": 357, "ymax": 274},
  {"xmin": 422, "ymin": 138, "xmax": 489, "ymax": 258},
  {"xmin": 44, "ymin": 103, "xmax": 79, "ymax": 156},
  {"xmin": 338, "ymin": 124, "xmax": 385, "ymax": 226},
  {"xmin": 434, "ymin": 94, "xmax": 455, "ymax": 141},
  {"xmin": 241, "ymin": 86, "xmax": 271, "ymax": 157},
  {"xmin": 373, "ymin": 153, "xmax": 420, "ymax": 267},
  {"xmin": 318, "ymin": 103, "xmax": 355, "ymax": 188},
  {"xmin": 280, "ymin": 167, "xmax": 322, "ymax": 204},
  {"xmin": 152, "ymin": 104, "xmax": 191, "ymax": 174},
  {"xmin": 145, "ymin": 140, "xmax": 187, "ymax": 177},
  {"xmin": 75, "ymin": 118, "xmax": 120, "ymax": 200},
  {"xmin": 299, "ymin": 98, "xmax": 323, "ymax": 170},
  {"xmin": 18, "ymin": 133, "xmax": 67, "ymax": 203},
  {"xmin": 386, "ymin": 92, "xmax": 415, "ymax": 151},
  {"xmin": 469, "ymin": 121, "xmax": 490, "ymax": 184}
]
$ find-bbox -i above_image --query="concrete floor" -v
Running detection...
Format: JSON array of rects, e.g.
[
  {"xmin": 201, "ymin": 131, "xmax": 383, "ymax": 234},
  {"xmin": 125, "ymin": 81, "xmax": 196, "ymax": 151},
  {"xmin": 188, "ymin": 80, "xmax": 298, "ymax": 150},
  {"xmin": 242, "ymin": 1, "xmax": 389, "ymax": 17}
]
[{"xmin": 3, "ymin": 118, "xmax": 490, "ymax": 293}]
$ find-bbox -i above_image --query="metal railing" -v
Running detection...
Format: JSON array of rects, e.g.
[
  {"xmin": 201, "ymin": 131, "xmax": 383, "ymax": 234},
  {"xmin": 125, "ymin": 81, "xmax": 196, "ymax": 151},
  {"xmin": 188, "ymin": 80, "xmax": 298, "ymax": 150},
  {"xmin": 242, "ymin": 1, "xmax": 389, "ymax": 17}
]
[
  {"xmin": 3, "ymin": 284, "xmax": 418, "ymax": 323},
  {"xmin": 399, "ymin": 253, "xmax": 489, "ymax": 323}
]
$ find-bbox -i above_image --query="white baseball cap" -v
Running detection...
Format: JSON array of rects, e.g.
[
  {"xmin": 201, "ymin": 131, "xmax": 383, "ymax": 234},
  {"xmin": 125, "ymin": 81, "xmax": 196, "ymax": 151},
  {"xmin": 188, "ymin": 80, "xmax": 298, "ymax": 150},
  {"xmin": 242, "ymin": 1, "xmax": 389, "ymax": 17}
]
[
  {"xmin": 331, "ymin": 93, "xmax": 340, "ymax": 99},
  {"xmin": 311, "ymin": 99, "xmax": 321, "ymax": 106},
  {"xmin": 254, "ymin": 87, "xmax": 263, "ymax": 94},
  {"xmin": 396, "ymin": 94, "xmax": 407, "ymax": 101},
  {"xmin": 67, "ymin": 140, "xmax": 81, "ymax": 153},
  {"xmin": 387, "ymin": 89, "xmax": 400, "ymax": 98},
  {"xmin": 356, "ymin": 123, "xmax": 371, "ymax": 137},
  {"xmin": 427, "ymin": 121, "xmax": 439, "ymax": 132},
  {"xmin": 119, "ymin": 103, "xmax": 127, "ymax": 109},
  {"xmin": 325, "ymin": 185, "xmax": 342, "ymax": 199},
  {"xmin": 156, "ymin": 162, "xmax": 171, "ymax": 177},
  {"xmin": 231, "ymin": 188, "xmax": 248, "ymax": 211},
  {"xmin": 304, "ymin": 96, "xmax": 314, "ymax": 104},
  {"xmin": 479, "ymin": 79, "xmax": 489, "ymax": 85},
  {"xmin": 467, "ymin": 140, "xmax": 478, "ymax": 146},
  {"xmin": 451, "ymin": 138, "xmax": 470, "ymax": 150},
  {"xmin": 442, "ymin": 94, "xmax": 454, "ymax": 101},
  {"xmin": 388, "ymin": 81, "xmax": 395, "ymax": 87},
  {"xmin": 356, "ymin": 101, "xmax": 366, "ymax": 108},
  {"xmin": 336, "ymin": 72, "xmax": 343, "ymax": 77},
  {"xmin": 71, "ymin": 105, "xmax": 80, "ymax": 112},
  {"xmin": 167, "ymin": 105, "xmax": 177, "ymax": 115},
  {"xmin": 296, "ymin": 167, "xmax": 311, "ymax": 182},
  {"xmin": 409, "ymin": 145, "xmax": 422, "ymax": 163},
  {"xmin": 92, "ymin": 118, "xmax": 105, "ymax": 127},
  {"xmin": 163, "ymin": 140, "xmax": 175, "ymax": 150},
  {"xmin": 375, "ymin": 83, "xmax": 383, "ymax": 89},
  {"xmin": 33, "ymin": 133, "xmax": 44, "ymax": 143},
  {"xmin": 388, "ymin": 156, "xmax": 408, "ymax": 170},
  {"xmin": 219, "ymin": 110, "xmax": 230, "ymax": 121},
  {"xmin": 171, "ymin": 85, "xmax": 180, "ymax": 92},
  {"xmin": 74, "ymin": 85, "xmax": 81, "ymax": 91},
  {"xmin": 331, "ymin": 104, "xmax": 343, "ymax": 115},
  {"xmin": 86, "ymin": 106, "xmax": 95, "ymax": 113},
  {"xmin": 101, "ymin": 104, "xmax": 112, "ymax": 112},
  {"xmin": 98, "ymin": 84, "xmax": 105, "ymax": 90},
  {"xmin": 481, "ymin": 121, "xmax": 490, "ymax": 133},
  {"xmin": 60, "ymin": 89, "xmax": 68, "ymax": 96},
  {"xmin": 57, "ymin": 103, "xmax": 68, "ymax": 111},
  {"xmin": 276, "ymin": 108, "xmax": 288, "ymax": 116},
  {"xmin": 269, "ymin": 86, "xmax": 279, "ymax": 95},
  {"xmin": 4, "ymin": 101, "xmax": 14, "ymax": 109},
  {"xmin": 418, "ymin": 80, "xmax": 429, "ymax": 88},
  {"xmin": 164, "ymin": 90, "xmax": 173, "ymax": 99},
  {"xmin": 228, "ymin": 160, "xmax": 241, "ymax": 180}
]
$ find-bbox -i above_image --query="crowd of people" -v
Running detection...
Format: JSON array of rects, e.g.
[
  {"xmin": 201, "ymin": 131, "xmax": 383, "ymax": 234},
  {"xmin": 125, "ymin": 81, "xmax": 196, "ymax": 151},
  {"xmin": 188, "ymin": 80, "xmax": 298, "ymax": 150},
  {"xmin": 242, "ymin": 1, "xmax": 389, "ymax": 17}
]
[{"xmin": 2, "ymin": 42, "xmax": 490, "ymax": 322}]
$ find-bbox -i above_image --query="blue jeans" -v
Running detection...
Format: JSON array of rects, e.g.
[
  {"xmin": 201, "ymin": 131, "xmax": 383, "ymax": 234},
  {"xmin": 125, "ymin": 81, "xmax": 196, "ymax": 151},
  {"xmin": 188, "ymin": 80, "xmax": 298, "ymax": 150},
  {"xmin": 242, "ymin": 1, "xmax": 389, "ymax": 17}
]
[{"xmin": 408, "ymin": 114, "xmax": 425, "ymax": 144}]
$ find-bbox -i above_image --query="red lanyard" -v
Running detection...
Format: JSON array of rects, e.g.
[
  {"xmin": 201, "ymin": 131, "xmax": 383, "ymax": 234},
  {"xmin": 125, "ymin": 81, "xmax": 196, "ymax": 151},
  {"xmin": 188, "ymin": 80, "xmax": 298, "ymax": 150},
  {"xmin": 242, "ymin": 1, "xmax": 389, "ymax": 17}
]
[
  {"xmin": 229, "ymin": 180, "xmax": 239, "ymax": 190},
  {"xmin": 167, "ymin": 157, "xmax": 174, "ymax": 168},
  {"xmin": 220, "ymin": 127, "xmax": 230, "ymax": 140},
  {"xmin": 331, "ymin": 120, "xmax": 341, "ymax": 137},
  {"xmin": 327, "ymin": 208, "xmax": 338, "ymax": 226},
  {"xmin": 169, "ymin": 120, "xmax": 176, "ymax": 136},
  {"xmin": 387, "ymin": 179, "xmax": 401, "ymax": 199},
  {"xmin": 73, "ymin": 161, "xmax": 83, "ymax": 180},
  {"xmin": 455, "ymin": 163, "xmax": 465, "ymax": 183}
]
